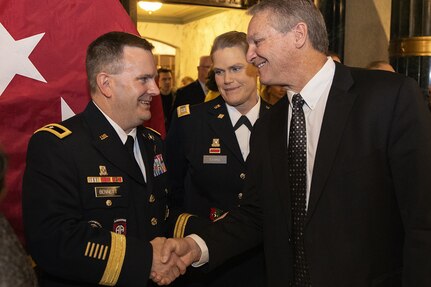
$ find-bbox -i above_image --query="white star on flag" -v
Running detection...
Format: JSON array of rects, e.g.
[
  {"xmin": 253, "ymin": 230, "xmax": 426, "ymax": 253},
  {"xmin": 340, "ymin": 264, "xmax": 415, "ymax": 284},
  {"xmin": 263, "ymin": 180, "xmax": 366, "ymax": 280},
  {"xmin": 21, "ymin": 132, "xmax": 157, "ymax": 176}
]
[{"xmin": 0, "ymin": 23, "xmax": 47, "ymax": 96}]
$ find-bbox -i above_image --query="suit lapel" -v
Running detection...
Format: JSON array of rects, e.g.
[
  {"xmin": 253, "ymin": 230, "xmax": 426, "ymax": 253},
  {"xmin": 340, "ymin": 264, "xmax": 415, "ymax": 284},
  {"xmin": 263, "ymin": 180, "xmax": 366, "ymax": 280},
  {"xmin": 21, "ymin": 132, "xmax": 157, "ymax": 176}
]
[
  {"xmin": 305, "ymin": 64, "xmax": 356, "ymax": 225},
  {"xmin": 83, "ymin": 102, "xmax": 145, "ymax": 184},
  {"xmin": 207, "ymin": 97, "xmax": 245, "ymax": 164},
  {"xmin": 268, "ymin": 97, "xmax": 292, "ymax": 231}
]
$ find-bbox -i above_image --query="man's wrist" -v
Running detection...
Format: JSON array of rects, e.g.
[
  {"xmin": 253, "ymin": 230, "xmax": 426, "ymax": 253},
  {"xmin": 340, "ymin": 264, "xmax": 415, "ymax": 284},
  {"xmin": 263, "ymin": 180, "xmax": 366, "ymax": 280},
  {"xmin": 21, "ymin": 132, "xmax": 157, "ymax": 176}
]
[{"xmin": 186, "ymin": 234, "xmax": 209, "ymax": 267}]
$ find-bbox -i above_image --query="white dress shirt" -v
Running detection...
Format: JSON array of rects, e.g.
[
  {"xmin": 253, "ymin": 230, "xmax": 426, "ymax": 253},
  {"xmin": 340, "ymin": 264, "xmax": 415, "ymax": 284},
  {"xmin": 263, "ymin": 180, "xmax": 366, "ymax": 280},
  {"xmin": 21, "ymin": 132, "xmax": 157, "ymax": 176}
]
[
  {"xmin": 93, "ymin": 101, "xmax": 147, "ymax": 182},
  {"xmin": 226, "ymin": 95, "xmax": 261, "ymax": 160},
  {"xmin": 286, "ymin": 57, "xmax": 335, "ymax": 207}
]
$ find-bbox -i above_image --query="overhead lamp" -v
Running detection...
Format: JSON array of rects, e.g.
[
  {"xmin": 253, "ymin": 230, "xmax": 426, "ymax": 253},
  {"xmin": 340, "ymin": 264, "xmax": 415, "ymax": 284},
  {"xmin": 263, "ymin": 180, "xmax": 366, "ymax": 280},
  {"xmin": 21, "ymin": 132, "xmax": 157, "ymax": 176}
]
[{"xmin": 138, "ymin": 1, "xmax": 163, "ymax": 14}]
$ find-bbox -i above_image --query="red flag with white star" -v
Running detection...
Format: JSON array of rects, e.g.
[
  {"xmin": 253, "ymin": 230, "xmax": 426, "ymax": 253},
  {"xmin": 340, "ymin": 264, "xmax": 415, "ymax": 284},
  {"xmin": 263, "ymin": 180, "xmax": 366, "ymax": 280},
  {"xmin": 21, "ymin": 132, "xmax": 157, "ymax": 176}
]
[{"xmin": 0, "ymin": 0, "xmax": 166, "ymax": 242}]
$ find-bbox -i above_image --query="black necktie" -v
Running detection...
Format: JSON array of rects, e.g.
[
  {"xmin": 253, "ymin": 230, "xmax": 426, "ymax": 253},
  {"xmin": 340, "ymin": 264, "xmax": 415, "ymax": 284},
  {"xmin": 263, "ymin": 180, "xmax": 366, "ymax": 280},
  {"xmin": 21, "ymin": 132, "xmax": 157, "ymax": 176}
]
[
  {"xmin": 288, "ymin": 94, "xmax": 311, "ymax": 287},
  {"xmin": 125, "ymin": 135, "xmax": 136, "ymax": 162},
  {"xmin": 233, "ymin": 115, "xmax": 253, "ymax": 131}
]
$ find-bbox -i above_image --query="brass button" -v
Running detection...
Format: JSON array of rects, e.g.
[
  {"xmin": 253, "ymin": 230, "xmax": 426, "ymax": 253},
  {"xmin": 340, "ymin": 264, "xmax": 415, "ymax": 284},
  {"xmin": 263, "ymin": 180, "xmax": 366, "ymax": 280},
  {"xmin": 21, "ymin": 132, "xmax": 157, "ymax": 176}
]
[
  {"xmin": 149, "ymin": 194, "xmax": 155, "ymax": 203},
  {"xmin": 164, "ymin": 188, "xmax": 168, "ymax": 194},
  {"xmin": 151, "ymin": 217, "xmax": 158, "ymax": 226},
  {"xmin": 238, "ymin": 193, "xmax": 243, "ymax": 200},
  {"xmin": 105, "ymin": 199, "xmax": 112, "ymax": 207},
  {"xmin": 239, "ymin": 173, "xmax": 246, "ymax": 180}
]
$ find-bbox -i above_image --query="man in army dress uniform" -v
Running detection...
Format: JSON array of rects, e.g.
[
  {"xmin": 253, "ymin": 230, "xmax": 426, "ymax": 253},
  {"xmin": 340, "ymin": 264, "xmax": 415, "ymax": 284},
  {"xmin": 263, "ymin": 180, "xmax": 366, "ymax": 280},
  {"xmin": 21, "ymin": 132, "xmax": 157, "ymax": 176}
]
[
  {"xmin": 23, "ymin": 32, "xmax": 185, "ymax": 287},
  {"xmin": 166, "ymin": 31, "xmax": 271, "ymax": 287}
]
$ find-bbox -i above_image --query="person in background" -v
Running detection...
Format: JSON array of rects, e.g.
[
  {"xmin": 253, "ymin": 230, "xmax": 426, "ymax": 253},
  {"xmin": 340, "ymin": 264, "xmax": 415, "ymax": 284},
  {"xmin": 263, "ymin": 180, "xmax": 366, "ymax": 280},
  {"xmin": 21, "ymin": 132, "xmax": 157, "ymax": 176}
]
[
  {"xmin": 166, "ymin": 31, "xmax": 270, "ymax": 287},
  {"xmin": 204, "ymin": 68, "xmax": 220, "ymax": 102},
  {"xmin": 327, "ymin": 50, "xmax": 342, "ymax": 63},
  {"xmin": 180, "ymin": 76, "xmax": 194, "ymax": 87},
  {"xmin": 157, "ymin": 0, "xmax": 431, "ymax": 286},
  {"xmin": 0, "ymin": 148, "xmax": 38, "ymax": 287},
  {"xmin": 260, "ymin": 84, "xmax": 286, "ymax": 105},
  {"xmin": 366, "ymin": 60, "xmax": 395, "ymax": 72},
  {"xmin": 22, "ymin": 32, "xmax": 185, "ymax": 287},
  {"xmin": 173, "ymin": 56, "xmax": 212, "ymax": 109},
  {"xmin": 158, "ymin": 68, "xmax": 176, "ymax": 131}
]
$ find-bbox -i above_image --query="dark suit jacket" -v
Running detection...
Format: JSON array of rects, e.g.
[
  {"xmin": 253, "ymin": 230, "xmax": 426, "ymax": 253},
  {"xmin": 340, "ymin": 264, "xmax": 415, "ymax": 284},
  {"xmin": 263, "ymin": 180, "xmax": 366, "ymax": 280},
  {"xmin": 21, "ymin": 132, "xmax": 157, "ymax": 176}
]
[
  {"xmin": 198, "ymin": 63, "xmax": 431, "ymax": 287},
  {"xmin": 166, "ymin": 96, "xmax": 271, "ymax": 287},
  {"xmin": 23, "ymin": 102, "xmax": 169, "ymax": 287},
  {"xmin": 173, "ymin": 80, "xmax": 206, "ymax": 109}
]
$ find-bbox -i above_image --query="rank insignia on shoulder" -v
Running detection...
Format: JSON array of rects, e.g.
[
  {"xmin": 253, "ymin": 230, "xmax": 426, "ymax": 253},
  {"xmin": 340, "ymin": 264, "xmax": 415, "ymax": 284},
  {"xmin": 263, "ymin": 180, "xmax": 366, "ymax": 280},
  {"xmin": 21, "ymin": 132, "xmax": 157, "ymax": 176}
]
[
  {"xmin": 144, "ymin": 127, "xmax": 161, "ymax": 137},
  {"xmin": 213, "ymin": 104, "xmax": 221, "ymax": 109},
  {"xmin": 177, "ymin": 104, "xmax": 190, "ymax": 118},
  {"xmin": 217, "ymin": 114, "xmax": 224, "ymax": 119},
  {"xmin": 35, "ymin": 123, "xmax": 72, "ymax": 139}
]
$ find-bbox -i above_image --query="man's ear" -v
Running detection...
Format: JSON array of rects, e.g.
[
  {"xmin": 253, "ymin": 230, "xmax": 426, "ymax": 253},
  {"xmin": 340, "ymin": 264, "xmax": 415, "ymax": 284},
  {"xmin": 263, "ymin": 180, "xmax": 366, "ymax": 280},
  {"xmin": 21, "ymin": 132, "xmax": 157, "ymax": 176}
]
[
  {"xmin": 293, "ymin": 22, "xmax": 307, "ymax": 49},
  {"xmin": 96, "ymin": 72, "xmax": 113, "ymax": 98}
]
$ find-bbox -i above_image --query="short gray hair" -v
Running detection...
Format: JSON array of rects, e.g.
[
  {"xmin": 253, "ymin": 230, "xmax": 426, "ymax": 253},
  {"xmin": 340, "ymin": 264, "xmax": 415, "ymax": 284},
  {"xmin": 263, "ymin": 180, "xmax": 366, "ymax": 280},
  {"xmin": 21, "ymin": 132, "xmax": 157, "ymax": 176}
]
[{"xmin": 248, "ymin": 0, "xmax": 328, "ymax": 54}]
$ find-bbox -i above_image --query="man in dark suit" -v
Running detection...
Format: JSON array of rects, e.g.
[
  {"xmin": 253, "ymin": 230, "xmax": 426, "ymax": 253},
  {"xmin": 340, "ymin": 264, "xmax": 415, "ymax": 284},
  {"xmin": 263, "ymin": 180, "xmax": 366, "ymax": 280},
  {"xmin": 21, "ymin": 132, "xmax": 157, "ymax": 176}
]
[
  {"xmin": 166, "ymin": 31, "xmax": 270, "ymax": 287},
  {"xmin": 156, "ymin": 1, "xmax": 431, "ymax": 286},
  {"xmin": 22, "ymin": 32, "xmax": 184, "ymax": 287},
  {"xmin": 173, "ymin": 56, "xmax": 212, "ymax": 109}
]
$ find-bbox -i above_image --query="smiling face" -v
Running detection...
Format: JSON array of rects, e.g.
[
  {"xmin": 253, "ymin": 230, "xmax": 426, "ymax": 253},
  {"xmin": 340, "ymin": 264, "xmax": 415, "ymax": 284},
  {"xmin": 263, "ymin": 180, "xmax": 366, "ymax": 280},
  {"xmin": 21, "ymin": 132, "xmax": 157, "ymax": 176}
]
[
  {"xmin": 213, "ymin": 46, "xmax": 258, "ymax": 114},
  {"xmin": 109, "ymin": 46, "xmax": 159, "ymax": 132},
  {"xmin": 246, "ymin": 10, "xmax": 297, "ymax": 86}
]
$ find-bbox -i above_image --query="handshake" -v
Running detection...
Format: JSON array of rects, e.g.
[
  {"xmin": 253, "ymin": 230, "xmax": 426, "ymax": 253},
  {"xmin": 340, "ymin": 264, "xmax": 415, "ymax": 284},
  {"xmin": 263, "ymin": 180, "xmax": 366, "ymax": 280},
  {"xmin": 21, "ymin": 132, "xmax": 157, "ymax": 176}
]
[{"xmin": 149, "ymin": 236, "xmax": 202, "ymax": 285}]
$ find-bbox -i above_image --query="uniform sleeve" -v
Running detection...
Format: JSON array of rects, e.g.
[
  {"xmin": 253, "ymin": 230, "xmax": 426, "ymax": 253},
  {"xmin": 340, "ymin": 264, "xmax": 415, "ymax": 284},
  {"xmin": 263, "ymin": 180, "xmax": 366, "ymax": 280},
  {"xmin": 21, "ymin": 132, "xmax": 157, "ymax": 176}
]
[{"xmin": 22, "ymin": 132, "xmax": 153, "ymax": 287}]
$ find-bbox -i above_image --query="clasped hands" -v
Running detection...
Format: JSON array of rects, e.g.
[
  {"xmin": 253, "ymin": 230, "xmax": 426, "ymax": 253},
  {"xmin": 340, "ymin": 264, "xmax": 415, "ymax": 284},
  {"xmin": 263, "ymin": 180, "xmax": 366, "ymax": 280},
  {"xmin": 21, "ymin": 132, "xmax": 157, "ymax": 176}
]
[{"xmin": 150, "ymin": 236, "xmax": 201, "ymax": 285}]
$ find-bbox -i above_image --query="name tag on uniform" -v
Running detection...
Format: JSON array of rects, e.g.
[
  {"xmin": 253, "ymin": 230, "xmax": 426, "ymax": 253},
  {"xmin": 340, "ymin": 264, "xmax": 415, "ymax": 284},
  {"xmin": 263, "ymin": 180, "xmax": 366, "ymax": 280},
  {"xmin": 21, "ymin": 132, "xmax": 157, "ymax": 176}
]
[
  {"xmin": 94, "ymin": 186, "xmax": 121, "ymax": 197},
  {"xmin": 203, "ymin": 155, "xmax": 227, "ymax": 164}
]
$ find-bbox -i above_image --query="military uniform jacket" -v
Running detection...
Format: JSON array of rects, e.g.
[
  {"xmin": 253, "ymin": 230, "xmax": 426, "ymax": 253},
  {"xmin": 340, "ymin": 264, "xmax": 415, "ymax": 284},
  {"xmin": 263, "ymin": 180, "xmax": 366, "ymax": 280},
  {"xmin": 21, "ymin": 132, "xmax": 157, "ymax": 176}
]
[
  {"xmin": 23, "ymin": 102, "xmax": 169, "ymax": 287},
  {"xmin": 166, "ymin": 96, "xmax": 270, "ymax": 287},
  {"xmin": 172, "ymin": 80, "xmax": 205, "ymax": 109}
]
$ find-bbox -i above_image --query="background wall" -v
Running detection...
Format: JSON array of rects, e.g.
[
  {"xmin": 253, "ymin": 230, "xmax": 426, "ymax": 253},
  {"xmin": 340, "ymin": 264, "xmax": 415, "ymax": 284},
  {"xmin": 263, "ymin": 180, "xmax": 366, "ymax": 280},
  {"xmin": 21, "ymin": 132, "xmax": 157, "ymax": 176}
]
[
  {"xmin": 344, "ymin": 0, "xmax": 392, "ymax": 67},
  {"xmin": 138, "ymin": 9, "xmax": 250, "ymax": 86},
  {"xmin": 138, "ymin": 0, "xmax": 392, "ymax": 83}
]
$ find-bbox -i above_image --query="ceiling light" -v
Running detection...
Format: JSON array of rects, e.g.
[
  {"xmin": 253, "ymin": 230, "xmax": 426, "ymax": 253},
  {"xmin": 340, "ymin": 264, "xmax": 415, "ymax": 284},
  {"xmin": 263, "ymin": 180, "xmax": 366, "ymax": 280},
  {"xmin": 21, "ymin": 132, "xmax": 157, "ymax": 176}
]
[{"xmin": 138, "ymin": 1, "xmax": 163, "ymax": 14}]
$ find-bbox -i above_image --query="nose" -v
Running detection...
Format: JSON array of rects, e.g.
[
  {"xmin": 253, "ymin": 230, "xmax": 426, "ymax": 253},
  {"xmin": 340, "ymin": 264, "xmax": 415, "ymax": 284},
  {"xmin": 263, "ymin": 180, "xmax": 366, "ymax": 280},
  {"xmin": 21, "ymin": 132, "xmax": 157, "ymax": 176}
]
[
  {"xmin": 223, "ymin": 72, "xmax": 233, "ymax": 84},
  {"xmin": 149, "ymin": 79, "xmax": 160, "ymax": 96},
  {"xmin": 246, "ymin": 45, "xmax": 256, "ymax": 64}
]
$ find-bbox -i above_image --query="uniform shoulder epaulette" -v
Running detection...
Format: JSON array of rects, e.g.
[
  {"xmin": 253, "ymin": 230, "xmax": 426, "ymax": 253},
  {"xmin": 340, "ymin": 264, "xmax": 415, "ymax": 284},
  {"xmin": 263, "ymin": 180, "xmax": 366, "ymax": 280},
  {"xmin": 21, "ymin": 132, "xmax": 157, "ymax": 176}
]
[
  {"xmin": 34, "ymin": 123, "xmax": 72, "ymax": 139},
  {"xmin": 177, "ymin": 104, "xmax": 190, "ymax": 118},
  {"xmin": 144, "ymin": 126, "xmax": 161, "ymax": 137}
]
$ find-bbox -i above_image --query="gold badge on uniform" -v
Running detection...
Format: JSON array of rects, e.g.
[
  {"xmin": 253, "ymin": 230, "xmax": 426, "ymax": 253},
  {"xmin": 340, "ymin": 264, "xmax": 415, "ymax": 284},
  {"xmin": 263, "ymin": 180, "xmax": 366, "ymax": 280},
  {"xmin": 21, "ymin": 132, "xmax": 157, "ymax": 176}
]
[
  {"xmin": 214, "ymin": 104, "xmax": 221, "ymax": 109},
  {"xmin": 217, "ymin": 114, "xmax": 225, "ymax": 119},
  {"xmin": 99, "ymin": 133, "xmax": 109, "ymax": 140},
  {"xmin": 211, "ymin": 138, "xmax": 220, "ymax": 147},
  {"xmin": 99, "ymin": 166, "xmax": 108, "ymax": 176}
]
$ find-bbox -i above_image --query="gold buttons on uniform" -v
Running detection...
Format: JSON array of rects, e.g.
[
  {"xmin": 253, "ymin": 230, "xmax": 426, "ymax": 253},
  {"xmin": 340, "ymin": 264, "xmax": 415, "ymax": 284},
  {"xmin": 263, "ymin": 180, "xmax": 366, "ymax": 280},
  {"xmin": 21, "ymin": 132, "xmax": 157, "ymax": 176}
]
[
  {"xmin": 151, "ymin": 218, "xmax": 158, "ymax": 226},
  {"xmin": 164, "ymin": 188, "xmax": 168, "ymax": 194},
  {"xmin": 239, "ymin": 173, "xmax": 246, "ymax": 180},
  {"xmin": 238, "ymin": 193, "xmax": 243, "ymax": 200},
  {"xmin": 149, "ymin": 194, "xmax": 155, "ymax": 203},
  {"xmin": 105, "ymin": 199, "xmax": 112, "ymax": 207}
]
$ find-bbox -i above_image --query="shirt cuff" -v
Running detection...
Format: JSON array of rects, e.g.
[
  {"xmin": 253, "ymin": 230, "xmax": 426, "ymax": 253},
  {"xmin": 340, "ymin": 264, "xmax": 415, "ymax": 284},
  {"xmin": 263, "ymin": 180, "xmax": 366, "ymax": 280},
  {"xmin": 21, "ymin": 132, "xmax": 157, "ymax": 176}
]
[{"xmin": 186, "ymin": 234, "xmax": 209, "ymax": 267}]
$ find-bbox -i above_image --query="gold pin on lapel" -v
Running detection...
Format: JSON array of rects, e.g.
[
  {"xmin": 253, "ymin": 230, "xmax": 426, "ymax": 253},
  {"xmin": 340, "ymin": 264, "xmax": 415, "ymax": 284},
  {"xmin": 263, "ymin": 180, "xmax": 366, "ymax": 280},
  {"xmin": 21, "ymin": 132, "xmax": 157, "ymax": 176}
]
[
  {"xmin": 99, "ymin": 166, "xmax": 108, "ymax": 176},
  {"xmin": 217, "ymin": 114, "xmax": 225, "ymax": 119},
  {"xmin": 214, "ymin": 104, "xmax": 221, "ymax": 109},
  {"xmin": 99, "ymin": 134, "xmax": 108, "ymax": 140}
]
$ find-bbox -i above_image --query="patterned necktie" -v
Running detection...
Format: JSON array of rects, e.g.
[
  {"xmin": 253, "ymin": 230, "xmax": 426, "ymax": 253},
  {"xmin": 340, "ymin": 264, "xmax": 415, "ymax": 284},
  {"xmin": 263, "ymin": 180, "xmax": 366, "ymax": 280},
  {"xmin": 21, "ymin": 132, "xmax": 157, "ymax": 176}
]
[
  {"xmin": 288, "ymin": 94, "xmax": 311, "ymax": 287},
  {"xmin": 233, "ymin": 115, "xmax": 253, "ymax": 131}
]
